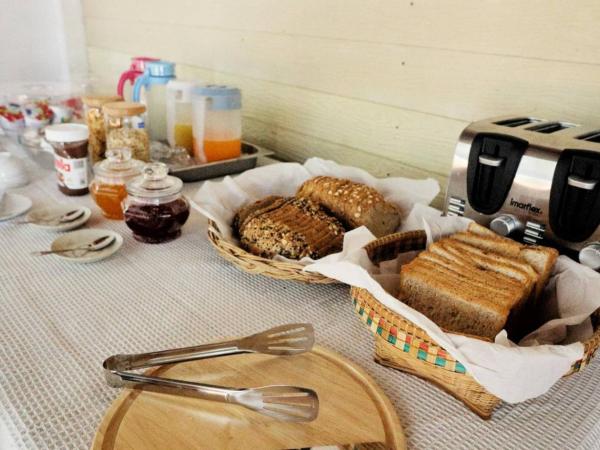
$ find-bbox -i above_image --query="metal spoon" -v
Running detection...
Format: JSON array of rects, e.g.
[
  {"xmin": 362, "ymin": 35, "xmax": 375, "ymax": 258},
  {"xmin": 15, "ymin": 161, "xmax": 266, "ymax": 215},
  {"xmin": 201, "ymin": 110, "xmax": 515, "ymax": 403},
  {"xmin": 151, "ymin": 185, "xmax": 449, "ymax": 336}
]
[
  {"xmin": 32, "ymin": 235, "xmax": 115, "ymax": 256},
  {"xmin": 16, "ymin": 208, "xmax": 84, "ymax": 225}
]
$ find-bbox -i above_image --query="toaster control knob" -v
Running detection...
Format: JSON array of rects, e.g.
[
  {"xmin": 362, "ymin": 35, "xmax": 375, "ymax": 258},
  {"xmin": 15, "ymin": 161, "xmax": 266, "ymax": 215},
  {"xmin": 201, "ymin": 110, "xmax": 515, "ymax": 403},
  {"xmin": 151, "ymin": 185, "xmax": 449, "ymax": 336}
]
[
  {"xmin": 579, "ymin": 243, "xmax": 600, "ymax": 271},
  {"xmin": 490, "ymin": 214, "xmax": 522, "ymax": 237}
]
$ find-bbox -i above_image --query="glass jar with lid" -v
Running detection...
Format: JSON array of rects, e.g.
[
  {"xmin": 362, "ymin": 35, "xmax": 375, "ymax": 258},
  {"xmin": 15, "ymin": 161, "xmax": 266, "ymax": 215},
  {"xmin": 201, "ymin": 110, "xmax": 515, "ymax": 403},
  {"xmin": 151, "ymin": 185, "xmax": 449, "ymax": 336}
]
[
  {"xmin": 82, "ymin": 95, "xmax": 122, "ymax": 163},
  {"xmin": 90, "ymin": 147, "xmax": 144, "ymax": 219},
  {"xmin": 103, "ymin": 102, "xmax": 149, "ymax": 162},
  {"xmin": 123, "ymin": 162, "xmax": 190, "ymax": 243}
]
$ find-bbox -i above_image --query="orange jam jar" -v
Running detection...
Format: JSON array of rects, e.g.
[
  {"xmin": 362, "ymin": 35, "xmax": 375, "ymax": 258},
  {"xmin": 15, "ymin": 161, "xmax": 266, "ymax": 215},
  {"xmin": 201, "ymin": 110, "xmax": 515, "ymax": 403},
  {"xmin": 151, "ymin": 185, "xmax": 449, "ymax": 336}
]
[{"xmin": 89, "ymin": 148, "xmax": 144, "ymax": 219}]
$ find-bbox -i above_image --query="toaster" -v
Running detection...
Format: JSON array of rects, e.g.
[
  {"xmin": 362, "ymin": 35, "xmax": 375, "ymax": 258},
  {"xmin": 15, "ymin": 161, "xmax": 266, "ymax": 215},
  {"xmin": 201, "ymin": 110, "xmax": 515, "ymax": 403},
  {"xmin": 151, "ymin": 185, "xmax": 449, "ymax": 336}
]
[{"xmin": 444, "ymin": 115, "xmax": 600, "ymax": 269}]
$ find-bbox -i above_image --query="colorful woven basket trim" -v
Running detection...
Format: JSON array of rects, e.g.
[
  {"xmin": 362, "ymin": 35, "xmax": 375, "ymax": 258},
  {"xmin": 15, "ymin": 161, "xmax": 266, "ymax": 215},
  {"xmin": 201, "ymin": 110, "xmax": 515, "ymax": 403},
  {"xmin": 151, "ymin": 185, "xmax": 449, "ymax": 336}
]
[
  {"xmin": 353, "ymin": 297, "xmax": 467, "ymax": 374},
  {"xmin": 353, "ymin": 294, "xmax": 596, "ymax": 376}
]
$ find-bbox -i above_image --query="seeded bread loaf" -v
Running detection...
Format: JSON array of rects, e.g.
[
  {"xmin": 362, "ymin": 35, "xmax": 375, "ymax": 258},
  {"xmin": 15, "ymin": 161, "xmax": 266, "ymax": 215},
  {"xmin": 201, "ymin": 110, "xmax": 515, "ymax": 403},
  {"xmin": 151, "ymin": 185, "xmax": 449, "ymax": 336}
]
[
  {"xmin": 236, "ymin": 196, "xmax": 345, "ymax": 259},
  {"xmin": 296, "ymin": 176, "xmax": 401, "ymax": 237}
]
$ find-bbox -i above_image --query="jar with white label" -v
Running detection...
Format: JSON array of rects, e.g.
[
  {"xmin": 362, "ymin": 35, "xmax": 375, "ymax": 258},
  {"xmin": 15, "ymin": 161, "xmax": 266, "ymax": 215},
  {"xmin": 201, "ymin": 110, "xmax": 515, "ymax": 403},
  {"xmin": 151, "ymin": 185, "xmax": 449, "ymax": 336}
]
[{"xmin": 45, "ymin": 123, "xmax": 90, "ymax": 196}]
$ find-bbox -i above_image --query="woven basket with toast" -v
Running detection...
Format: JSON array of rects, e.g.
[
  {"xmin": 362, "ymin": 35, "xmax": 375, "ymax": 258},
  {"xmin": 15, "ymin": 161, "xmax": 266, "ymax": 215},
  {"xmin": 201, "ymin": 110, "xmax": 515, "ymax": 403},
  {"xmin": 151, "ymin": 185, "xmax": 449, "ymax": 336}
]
[{"xmin": 352, "ymin": 229, "xmax": 600, "ymax": 419}]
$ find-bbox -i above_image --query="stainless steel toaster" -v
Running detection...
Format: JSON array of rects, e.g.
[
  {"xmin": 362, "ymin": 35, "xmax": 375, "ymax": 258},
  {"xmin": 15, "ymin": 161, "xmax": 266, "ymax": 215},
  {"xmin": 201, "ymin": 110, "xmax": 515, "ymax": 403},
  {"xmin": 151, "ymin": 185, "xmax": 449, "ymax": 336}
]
[{"xmin": 444, "ymin": 115, "xmax": 600, "ymax": 269}]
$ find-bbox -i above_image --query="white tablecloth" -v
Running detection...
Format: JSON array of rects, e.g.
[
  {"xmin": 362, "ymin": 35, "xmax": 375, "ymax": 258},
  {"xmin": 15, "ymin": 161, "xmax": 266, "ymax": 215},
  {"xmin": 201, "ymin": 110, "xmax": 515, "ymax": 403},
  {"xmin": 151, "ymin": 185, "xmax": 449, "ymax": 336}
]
[{"xmin": 1, "ymin": 148, "xmax": 600, "ymax": 450}]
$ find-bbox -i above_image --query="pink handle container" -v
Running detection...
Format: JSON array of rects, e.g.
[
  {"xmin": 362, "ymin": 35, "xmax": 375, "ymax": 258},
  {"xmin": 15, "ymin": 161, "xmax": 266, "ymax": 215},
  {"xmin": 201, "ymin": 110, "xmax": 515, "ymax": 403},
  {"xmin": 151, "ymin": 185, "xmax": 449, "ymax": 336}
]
[{"xmin": 117, "ymin": 57, "xmax": 159, "ymax": 97}]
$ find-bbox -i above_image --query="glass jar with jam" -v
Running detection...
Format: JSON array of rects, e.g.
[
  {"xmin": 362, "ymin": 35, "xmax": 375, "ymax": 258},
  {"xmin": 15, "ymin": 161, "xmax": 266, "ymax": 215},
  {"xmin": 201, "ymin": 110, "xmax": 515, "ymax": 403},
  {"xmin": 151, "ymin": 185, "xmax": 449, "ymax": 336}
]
[
  {"xmin": 103, "ymin": 102, "xmax": 150, "ymax": 162},
  {"xmin": 90, "ymin": 147, "xmax": 144, "ymax": 219},
  {"xmin": 123, "ymin": 162, "xmax": 190, "ymax": 243}
]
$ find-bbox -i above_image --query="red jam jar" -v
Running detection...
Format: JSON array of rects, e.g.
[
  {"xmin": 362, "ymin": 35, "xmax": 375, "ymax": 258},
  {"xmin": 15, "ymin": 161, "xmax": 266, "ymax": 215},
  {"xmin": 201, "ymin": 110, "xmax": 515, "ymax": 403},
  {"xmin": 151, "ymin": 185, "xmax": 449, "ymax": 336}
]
[{"xmin": 123, "ymin": 162, "xmax": 190, "ymax": 243}]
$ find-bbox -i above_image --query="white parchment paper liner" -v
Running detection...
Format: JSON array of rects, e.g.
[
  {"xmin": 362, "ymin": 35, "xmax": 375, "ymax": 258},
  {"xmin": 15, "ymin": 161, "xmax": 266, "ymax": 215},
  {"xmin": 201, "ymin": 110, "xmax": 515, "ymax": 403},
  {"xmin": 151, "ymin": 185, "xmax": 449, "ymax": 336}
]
[
  {"xmin": 192, "ymin": 157, "xmax": 440, "ymax": 263},
  {"xmin": 306, "ymin": 204, "xmax": 600, "ymax": 403}
]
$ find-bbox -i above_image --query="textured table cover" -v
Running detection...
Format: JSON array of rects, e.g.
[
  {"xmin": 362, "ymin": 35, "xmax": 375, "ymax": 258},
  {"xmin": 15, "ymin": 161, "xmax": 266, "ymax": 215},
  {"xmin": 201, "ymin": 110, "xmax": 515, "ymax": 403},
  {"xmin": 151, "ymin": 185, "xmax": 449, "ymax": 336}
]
[{"xmin": 1, "ymin": 150, "xmax": 600, "ymax": 450}]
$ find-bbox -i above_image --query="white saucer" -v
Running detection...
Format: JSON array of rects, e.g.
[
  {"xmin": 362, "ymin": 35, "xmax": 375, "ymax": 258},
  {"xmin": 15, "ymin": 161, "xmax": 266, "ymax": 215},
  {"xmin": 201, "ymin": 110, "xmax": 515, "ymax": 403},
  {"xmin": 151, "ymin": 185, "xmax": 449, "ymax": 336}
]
[
  {"xmin": 0, "ymin": 193, "xmax": 32, "ymax": 221},
  {"xmin": 50, "ymin": 229, "xmax": 123, "ymax": 263},
  {"xmin": 26, "ymin": 205, "xmax": 91, "ymax": 231}
]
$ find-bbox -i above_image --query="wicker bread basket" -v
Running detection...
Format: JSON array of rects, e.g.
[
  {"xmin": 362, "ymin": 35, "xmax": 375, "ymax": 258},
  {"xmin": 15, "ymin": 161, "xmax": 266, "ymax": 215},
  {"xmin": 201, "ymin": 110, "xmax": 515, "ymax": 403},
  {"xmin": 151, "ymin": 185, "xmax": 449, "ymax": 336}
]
[
  {"xmin": 353, "ymin": 229, "xmax": 600, "ymax": 419},
  {"xmin": 207, "ymin": 220, "xmax": 335, "ymax": 284}
]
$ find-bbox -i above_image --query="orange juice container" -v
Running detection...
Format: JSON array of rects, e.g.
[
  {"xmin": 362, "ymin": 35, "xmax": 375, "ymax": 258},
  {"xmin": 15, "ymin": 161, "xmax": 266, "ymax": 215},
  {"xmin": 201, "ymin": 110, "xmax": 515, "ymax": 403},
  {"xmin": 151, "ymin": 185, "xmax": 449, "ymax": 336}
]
[
  {"xmin": 166, "ymin": 80, "xmax": 196, "ymax": 155},
  {"xmin": 191, "ymin": 85, "xmax": 241, "ymax": 163}
]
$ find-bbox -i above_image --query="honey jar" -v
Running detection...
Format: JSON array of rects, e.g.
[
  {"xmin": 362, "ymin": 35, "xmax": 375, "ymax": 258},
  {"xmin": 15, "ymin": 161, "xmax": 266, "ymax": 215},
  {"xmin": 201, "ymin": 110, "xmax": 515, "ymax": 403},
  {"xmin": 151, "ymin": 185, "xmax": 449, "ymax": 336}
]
[{"xmin": 89, "ymin": 147, "xmax": 144, "ymax": 219}]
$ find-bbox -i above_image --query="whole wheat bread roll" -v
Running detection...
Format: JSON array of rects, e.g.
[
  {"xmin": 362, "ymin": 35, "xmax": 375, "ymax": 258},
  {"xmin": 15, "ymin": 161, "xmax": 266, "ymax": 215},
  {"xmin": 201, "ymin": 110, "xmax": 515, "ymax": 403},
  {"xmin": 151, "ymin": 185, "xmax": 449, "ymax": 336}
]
[{"xmin": 296, "ymin": 176, "xmax": 401, "ymax": 237}]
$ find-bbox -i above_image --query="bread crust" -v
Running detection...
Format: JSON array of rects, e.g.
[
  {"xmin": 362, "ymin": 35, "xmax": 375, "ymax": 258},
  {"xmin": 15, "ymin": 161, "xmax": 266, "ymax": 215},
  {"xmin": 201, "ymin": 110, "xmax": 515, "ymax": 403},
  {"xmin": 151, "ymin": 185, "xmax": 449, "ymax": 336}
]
[
  {"xmin": 238, "ymin": 197, "xmax": 345, "ymax": 259},
  {"xmin": 296, "ymin": 176, "xmax": 401, "ymax": 237}
]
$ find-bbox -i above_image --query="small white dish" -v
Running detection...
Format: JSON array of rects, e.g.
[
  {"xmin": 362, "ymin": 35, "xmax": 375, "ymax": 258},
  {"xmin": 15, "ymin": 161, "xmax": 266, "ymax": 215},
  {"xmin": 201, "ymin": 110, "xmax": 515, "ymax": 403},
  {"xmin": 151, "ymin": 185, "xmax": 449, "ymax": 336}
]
[
  {"xmin": 50, "ymin": 229, "xmax": 123, "ymax": 263},
  {"xmin": 0, "ymin": 193, "xmax": 32, "ymax": 221},
  {"xmin": 26, "ymin": 205, "xmax": 91, "ymax": 231},
  {"xmin": 0, "ymin": 152, "xmax": 29, "ymax": 188}
]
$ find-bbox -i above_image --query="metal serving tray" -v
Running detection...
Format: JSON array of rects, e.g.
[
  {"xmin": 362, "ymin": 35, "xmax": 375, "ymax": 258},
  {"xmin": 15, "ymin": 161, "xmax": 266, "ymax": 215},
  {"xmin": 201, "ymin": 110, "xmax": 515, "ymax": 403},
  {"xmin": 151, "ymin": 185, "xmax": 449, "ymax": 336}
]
[{"xmin": 169, "ymin": 142, "xmax": 274, "ymax": 182}]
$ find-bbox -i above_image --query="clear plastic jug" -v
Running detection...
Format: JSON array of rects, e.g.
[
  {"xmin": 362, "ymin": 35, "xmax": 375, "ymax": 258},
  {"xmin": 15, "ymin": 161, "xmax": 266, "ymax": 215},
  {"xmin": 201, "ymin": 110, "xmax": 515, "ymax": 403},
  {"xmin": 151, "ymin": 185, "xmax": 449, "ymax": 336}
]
[
  {"xmin": 132, "ymin": 61, "xmax": 176, "ymax": 142},
  {"xmin": 117, "ymin": 56, "xmax": 158, "ymax": 101},
  {"xmin": 166, "ymin": 80, "xmax": 196, "ymax": 155},
  {"xmin": 191, "ymin": 85, "xmax": 242, "ymax": 163}
]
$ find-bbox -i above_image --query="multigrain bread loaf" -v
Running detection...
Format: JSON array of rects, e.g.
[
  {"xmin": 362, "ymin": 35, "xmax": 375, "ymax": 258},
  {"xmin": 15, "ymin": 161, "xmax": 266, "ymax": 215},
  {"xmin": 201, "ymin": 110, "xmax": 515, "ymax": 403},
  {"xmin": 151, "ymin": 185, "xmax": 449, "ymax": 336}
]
[
  {"xmin": 296, "ymin": 176, "xmax": 401, "ymax": 237},
  {"xmin": 234, "ymin": 196, "xmax": 345, "ymax": 259},
  {"xmin": 399, "ymin": 224, "xmax": 558, "ymax": 340}
]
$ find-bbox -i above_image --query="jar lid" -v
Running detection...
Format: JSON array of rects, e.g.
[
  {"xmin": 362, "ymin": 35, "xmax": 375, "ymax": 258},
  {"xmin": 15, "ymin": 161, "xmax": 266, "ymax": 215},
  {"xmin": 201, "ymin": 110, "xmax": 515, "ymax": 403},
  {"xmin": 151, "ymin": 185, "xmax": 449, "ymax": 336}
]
[
  {"xmin": 103, "ymin": 102, "xmax": 146, "ymax": 117},
  {"xmin": 145, "ymin": 61, "xmax": 176, "ymax": 78},
  {"xmin": 130, "ymin": 56, "xmax": 159, "ymax": 73},
  {"xmin": 93, "ymin": 148, "xmax": 144, "ymax": 182},
  {"xmin": 192, "ymin": 85, "xmax": 241, "ymax": 111},
  {"xmin": 82, "ymin": 95, "xmax": 123, "ymax": 108},
  {"xmin": 45, "ymin": 123, "xmax": 89, "ymax": 143},
  {"xmin": 126, "ymin": 162, "xmax": 183, "ymax": 199}
]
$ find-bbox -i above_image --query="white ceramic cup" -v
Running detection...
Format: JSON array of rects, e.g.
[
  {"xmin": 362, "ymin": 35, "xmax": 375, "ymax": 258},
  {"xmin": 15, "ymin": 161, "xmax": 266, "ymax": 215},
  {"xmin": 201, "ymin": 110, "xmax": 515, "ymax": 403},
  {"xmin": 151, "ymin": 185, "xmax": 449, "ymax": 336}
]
[{"xmin": 0, "ymin": 152, "xmax": 29, "ymax": 188}]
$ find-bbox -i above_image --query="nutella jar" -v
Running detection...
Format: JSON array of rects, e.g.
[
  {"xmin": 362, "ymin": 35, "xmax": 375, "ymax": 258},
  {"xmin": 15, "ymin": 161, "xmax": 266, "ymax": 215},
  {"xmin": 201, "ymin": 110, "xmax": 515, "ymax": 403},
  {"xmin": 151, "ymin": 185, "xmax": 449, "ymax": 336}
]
[{"xmin": 45, "ymin": 123, "xmax": 90, "ymax": 196}]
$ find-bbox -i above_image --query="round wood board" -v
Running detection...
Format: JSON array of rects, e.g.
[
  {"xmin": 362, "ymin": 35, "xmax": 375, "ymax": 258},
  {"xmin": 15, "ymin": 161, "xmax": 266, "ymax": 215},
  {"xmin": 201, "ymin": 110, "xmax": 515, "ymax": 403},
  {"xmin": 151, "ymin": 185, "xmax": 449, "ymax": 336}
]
[{"xmin": 92, "ymin": 345, "xmax": 406, "ymax": 450}]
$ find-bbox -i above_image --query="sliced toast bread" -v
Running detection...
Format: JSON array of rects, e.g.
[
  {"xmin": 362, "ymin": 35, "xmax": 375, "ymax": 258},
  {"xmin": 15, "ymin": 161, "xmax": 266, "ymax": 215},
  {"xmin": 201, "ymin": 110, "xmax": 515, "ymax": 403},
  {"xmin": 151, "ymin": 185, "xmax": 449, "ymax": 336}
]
[{"xmin": 398, "ymin": 223, "xmax": 558, "ymax": 340}]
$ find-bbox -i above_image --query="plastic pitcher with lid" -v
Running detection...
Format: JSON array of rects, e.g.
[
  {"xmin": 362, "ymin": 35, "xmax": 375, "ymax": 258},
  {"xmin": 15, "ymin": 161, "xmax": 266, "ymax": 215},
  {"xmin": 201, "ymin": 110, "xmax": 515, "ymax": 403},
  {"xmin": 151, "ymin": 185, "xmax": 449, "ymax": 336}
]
[
  {"xmin": 116, "ymin": 56, "xmax": 159, "ymax": 100},
  {"xmin": 132, "ymin": 61, "xmax": 176, "ymax": 142},
  {"xmin": 191, "ymin": 85, "xmax": 242, "ymax": 163}
]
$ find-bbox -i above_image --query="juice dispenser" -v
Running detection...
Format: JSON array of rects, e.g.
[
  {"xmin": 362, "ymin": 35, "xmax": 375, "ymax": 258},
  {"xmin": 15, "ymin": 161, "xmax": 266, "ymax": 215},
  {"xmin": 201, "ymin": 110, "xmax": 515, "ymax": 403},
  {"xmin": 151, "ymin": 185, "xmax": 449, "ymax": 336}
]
[
  {"xmin": 116, "ymin": 56, "xmax": 158, "ymax": 100},
  {"xmin": 132, "ymin": 61, "xmax": 176, "ymax": 142},
  {"xmin": 191, "ymin": 85, "xmax": 242, "ymax": 163},
  {"xmin": 166, "ymin": 80, "xmax": 196, "ymax": 155}
]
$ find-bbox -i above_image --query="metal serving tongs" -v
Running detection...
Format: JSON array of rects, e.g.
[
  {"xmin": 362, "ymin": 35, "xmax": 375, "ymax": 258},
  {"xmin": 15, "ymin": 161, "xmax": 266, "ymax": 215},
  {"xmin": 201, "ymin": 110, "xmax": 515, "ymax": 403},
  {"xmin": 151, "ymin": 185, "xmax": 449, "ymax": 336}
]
[{"xmin": 103, "ymin": 323, "xmax": 319, "ymax": 422}]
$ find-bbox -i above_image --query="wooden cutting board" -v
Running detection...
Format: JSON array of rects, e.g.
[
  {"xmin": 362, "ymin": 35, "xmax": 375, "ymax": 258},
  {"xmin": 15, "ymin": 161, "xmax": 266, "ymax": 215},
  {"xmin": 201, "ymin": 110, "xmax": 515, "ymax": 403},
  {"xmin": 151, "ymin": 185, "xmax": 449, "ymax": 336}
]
[{"xmin": 92, "ymin": 345, "xmax": 405, "ymax": 450}]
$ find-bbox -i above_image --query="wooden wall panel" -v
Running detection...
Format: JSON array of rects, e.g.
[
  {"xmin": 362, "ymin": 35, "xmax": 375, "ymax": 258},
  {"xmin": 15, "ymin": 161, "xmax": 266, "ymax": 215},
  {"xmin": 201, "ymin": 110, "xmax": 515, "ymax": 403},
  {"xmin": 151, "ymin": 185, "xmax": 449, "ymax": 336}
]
[{"xmin": 82, "ymin": 1, "xmax": 600, "ymax": 206}]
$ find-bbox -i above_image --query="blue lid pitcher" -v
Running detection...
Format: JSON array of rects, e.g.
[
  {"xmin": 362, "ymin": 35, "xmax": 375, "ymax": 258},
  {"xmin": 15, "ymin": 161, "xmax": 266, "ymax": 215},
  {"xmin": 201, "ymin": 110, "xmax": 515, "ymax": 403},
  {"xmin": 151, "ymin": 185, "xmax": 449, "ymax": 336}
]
[{"xmin": 132, "ymin": 61, "xmax": 175, "ymax": 142}]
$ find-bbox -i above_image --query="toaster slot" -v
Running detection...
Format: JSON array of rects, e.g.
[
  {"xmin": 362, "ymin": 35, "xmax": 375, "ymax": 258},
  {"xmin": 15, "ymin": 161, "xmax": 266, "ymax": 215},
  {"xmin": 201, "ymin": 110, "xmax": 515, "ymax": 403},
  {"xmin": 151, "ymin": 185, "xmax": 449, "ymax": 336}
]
[
  {"xmin": 526, "ymin": 122, "xmax": 575, "ymax": 134},
  {"xmin": 576, "ymin": 130, "xmax": 600, "ymax": 143},
  {"xmin": 494, "ymin": 117, "xmax": 541, "ymax": 128},
  {"xmin": 466, "ymin": 133, "xmax": 528, "ymax": 215},
  {"xmin": 550, "ymin": 149, "xmax": 600, "ymax": 242}
]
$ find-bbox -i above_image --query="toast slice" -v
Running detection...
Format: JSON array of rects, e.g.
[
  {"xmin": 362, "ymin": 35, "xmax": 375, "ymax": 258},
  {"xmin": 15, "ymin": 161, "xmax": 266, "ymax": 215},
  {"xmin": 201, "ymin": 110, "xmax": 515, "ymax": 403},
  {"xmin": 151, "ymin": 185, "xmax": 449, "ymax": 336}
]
[
  {"xmin": 417, "ymin": 251, "xmax": 527, "ymax": 307},
  {"xmin": 439, "ymin": 239, "xmax": 535, "ymax": 299},
  {"xmin": 400, "ymin": 259, "xmax": 509, "ymax": 339},
  {"xmin": 465, "ymin": 222, "xmax": 558, "ymax": 300}
]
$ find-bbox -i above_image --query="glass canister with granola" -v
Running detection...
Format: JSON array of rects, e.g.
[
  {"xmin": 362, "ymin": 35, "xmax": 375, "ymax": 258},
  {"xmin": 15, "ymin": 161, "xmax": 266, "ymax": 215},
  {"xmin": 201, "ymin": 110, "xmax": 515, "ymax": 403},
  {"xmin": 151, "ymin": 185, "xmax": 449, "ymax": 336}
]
[
  {"xmin": 103, "ymin": 102, "xmax": 149, "ymax": 162},
  {"xmin": 82, "ymin": 95, "xmax": 122, "ymax": 163}
]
